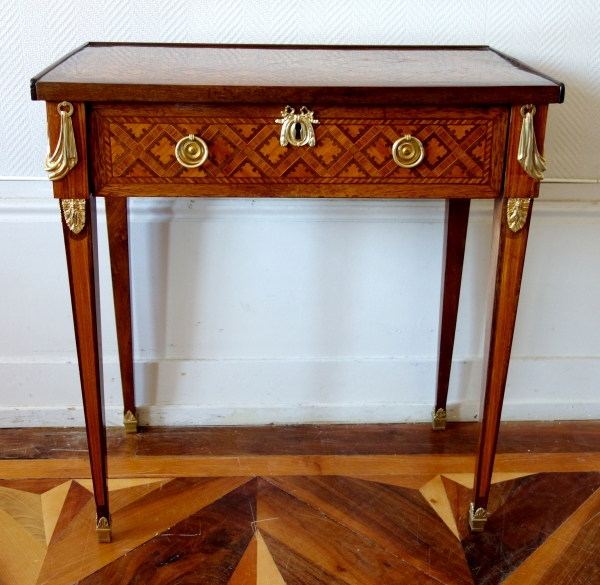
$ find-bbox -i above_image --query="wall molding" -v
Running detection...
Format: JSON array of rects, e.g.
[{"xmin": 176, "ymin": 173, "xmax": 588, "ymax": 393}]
[
  {"xmin": 1, "ymin": 179, "xmax": 599, "ymax": 224},
  {"xmin": 1, "ymin": 187, "xmax": 599, "ymax": 224}
]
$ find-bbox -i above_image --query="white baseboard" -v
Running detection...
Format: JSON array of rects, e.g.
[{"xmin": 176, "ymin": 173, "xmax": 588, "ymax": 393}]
[
  {"xmin": 1, "ymin": 401, "xmax": 599, "ymax": 429},
  {"xmin": 1, "ymin": 357, "xmax": 599, "ymax": 427}
]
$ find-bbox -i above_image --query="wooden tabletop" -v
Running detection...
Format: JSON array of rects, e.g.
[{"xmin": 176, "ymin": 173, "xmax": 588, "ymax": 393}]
[{"xmin": 31, "ymin": 43, "xmax": 564, "ymax": 105}]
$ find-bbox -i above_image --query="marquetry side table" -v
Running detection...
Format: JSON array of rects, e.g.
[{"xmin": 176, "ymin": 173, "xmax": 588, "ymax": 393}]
[{"xmin": 31, "ymin": 43, "xmax": 563, "ymax": 541}]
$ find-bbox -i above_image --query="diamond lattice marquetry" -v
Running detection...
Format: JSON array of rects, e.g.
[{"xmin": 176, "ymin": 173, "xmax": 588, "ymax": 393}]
[
  {"xmin": 361, "ymin": 132, "xmax": 395, "ymax": 171},
  {"xmin": 337, "ymin": 124, "xmax": 371, "ymax": 142},
  {"xmin": 230, "ymin": 123, "xmax": 263, "ymax": 142},
  {"xmin": 206, "ymin": 132, "xmax": 237, "ymax": 167},
  {"xmin": 256, "ymin": 130, "xmax": 290, "ymax": 168},
  {"xmin": 311, "ymin": 130, "xmax": 346, "ymax": 169},
  {"xmin": 421, "ymin": 132, "xmax": 452, "ymax": 170},
  {"xmin": 146, "ymin": 132, "xmax": 178, "ymax": 169},
  {"xmin": 106, "ymin": 117, "xmax": 495, "ymax": 184}
]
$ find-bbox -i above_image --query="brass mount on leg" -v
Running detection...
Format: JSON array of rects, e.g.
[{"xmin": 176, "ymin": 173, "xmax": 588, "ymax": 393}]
[
  {"xmin": 468, "ymin": 502, "xmax": 490, "ymax": 532},
  {"xmin": 506, "ymin": 198, "xmax": 531, "ymax": 233},
  {"xmin": 432, "ymin": 408, "xmax": 447, "ymax": 431},
  {"xmin": 96, "ymin": 516, "xmax": 111, "ymax": 543},
  {"xmin": 45, "ymin": 101, "xmax": 78, "ymax": 181},
  {"xmin": 124, "ymin": 410, "xmax": 138, "ymax": 433},
  {"xmin": 517, "ymin": 104, "xmax": 546, "ymax": 180},
  {"xmin": 61, "ymin": 199, "xmax": 86, "ymax": 234}
]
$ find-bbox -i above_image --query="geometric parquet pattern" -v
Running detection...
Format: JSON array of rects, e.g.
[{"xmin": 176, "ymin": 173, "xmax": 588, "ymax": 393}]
[
  {"xmin": 2, "ymin": 471, "xmax": 600, "ymax": 584},
  {"xmin": 96, "ymin": 115, "xmax": 496, "ymax": 187}
]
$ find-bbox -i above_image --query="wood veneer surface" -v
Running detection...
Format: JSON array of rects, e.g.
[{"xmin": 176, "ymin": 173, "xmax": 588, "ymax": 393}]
[
  {"xmin": 31, "ymin": 44, "xmax": 563, "ymax": 104},
  {"xmin": 90, "ymin": 104, "xmax": 507, "ymax": 199},
  {"xmin": 3, "ymin": 422, "xmax": 600, "ymax": 460},
  {"xmin": 2, "ymin": 472, "xmax": 600, "ymax": 585},
  {"xmin": 1, "ymin": 423, "xmax": 600, "ymax": 584}
]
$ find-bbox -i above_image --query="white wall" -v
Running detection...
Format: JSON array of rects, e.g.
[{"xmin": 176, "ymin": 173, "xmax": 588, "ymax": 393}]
[{"xmin": 0, "ymin": 1, "xmax": 599, "ymax": 426}]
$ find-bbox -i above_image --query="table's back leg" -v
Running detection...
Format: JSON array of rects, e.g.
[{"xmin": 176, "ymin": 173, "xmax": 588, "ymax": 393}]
[
  {"xmin": 61, "ymin": 195, "xmax": 111, "ymax": 542},
  {"xmin": 106, "ymin": 198, "xmax": 137, "ymax": 433},
  {"xmin": 433, "ymin": 199, "xmax": 470, "ymax": 430},
  {"xmin": 469, "ymin": 104, "xmax": 547, "ymax": 532}
]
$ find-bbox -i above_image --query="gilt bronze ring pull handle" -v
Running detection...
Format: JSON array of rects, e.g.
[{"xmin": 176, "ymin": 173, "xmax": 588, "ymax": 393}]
[
  {"xmin": 175, "ymin": 134, "xmax": 209, "ymax": 168},
  {"xmin": 392, "ymin": 134, "xmax": 425, "ymax": 168}
]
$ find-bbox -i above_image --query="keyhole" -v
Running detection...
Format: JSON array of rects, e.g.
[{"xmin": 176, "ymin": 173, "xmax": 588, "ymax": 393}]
[{"xmin": 294, "ymin": 122, "xmax": 303, "ymax": 140}]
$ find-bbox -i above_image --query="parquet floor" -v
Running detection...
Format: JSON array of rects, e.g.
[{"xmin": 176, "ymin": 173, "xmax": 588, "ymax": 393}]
[{"xmin": 1, "ymin": 422, "xmax": 600, "ymax": 584}]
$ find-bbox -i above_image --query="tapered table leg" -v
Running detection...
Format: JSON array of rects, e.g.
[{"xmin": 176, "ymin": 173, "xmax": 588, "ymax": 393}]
[
  {"xmin": 469, "ymin": 195, "xmax": 533, "ymax": 531},
  {"xmin": 106, "ymin": 198, "xmax": 137, "ymax": 433},
  {"xmin": 469, "ymin": 103, "xmax": 547, "ymax": 532},
  {"xmin": 61, "ymin": 195, "xmax": 111, "ymax": 542},
  {"xmin": 433, "ymin": 199, "xmax": 470, "ymax": 430}
]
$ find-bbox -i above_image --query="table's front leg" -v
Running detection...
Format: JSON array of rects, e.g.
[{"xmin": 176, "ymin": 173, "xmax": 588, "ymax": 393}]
[
  {"xmin": 469, "ymin": 103, "xmax": 547, "ymax": 532},
  {"xmin": 470, "ymin": 194, "xmax": 532, "ymax": 531},
  {"xmin": 61, "ymin": 195, "xmax": 111, "ymax": 542},
  {"xmin": 106, "ymin": 198, "xmax": 137, "ymax": 433},
  {"xmin": 46, "ymin": 100, "xmax": 111, "ymax": 542}
]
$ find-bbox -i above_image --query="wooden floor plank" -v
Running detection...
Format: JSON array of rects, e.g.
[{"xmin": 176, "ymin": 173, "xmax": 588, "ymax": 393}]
[
  {"xmin": 442, "ymin": 473, "xmax": 475, "ymax": 488},
  {"xmin": 261, "ymin": 530, "xmax": 352, "ymax": 585},
  {"xmin": 48, "ymin": 480, "xmax": 93, "ymax": 546},
  {"xmin": 74, "ymin": 477, "xmax": 172, "ymax": 492},
  {"xmin": 78, "ymin": 480, "xmax": 258, "ymax": 585},
  {"xmin": 1, "ymin": 423, "xmax": 600, "ymax": 583},
  {"xmin": 441, "ymin": 472, "xmax": 535, "ymax": 489},
  {"xmin": 135, "ymin": 424, "xmax": 488, "ymax": 456},
  {"xmin": 0, "ymin": 485, "xmax": 45, "ymax": 544},
  {"xmin": 0, "ymin": 454, "xmax": 474, "ymax": 478},
  {"xmin": 502, "ymin": 484, "xmax": 600, "ymax": 585},
  {"xmin": 4, "ymin": 422, "xmax": 600, "ymax": 460},
  {"xmin": 107, "ymin": 479, "xmax": 174, "ymax": 514},
  {"xmin": 461, "ymin": 472, "xmax": 600, "ymax": 585},
  {"xmin": 0, "ymin": 428, "xmax": 137, "ymax": 460},
  {"xmin": 0, "ymin": 507, "xmax": 46, "ymax": 585},
  {"xmin": 228, "ymin": 531, "xmax": 257, "ymax": 585},
  {"xmin": 37, "ymin": 476, "xmax": 251, "ymax": 585},
  {"xmin": 420, "ymin": 475, "xmax": 460, "ymax": 539},
  {"xmin": 0, "ymin": 479, "xmax": 71, "ymax": 494},
  {"xmin": 440, "ymin": 475, "xmax": 473, "ymax": 540},
  {"xmin": 350, "ymin": 473, "xmax": 437, "ymax": 489},
  {"xmin": 256, "ymin": 530, "xmax": 287, "ymax": 585},
  {"xmin": 257, "ymin": 478, "xmax": 441, "ymax": 585},
  {"xmin": 490, "ymin": 471, "xmax": 536, "ymax": 483},
  {"xmin": 41, "ymin": 481, "xmax": 72, "ymax": 545},
  {"xmin": 132, "ymin": 420, "xmax": 600, "ymax": 456},
  {"xmin": 269, "ymin": 475, "xmax": 473, "ymax": 585},
  {"xmin": 1, "ymin": 452, "xmax": 600, "ymax": 480},
  {"xmin": 440, "ymin": 475, "xmax": 531, "ymax": 543}
]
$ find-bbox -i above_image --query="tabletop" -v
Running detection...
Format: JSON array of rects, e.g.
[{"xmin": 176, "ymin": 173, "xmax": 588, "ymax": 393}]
[{"xmin": 31, "ymin": 43, "xmax": 564, "ymax": 105}]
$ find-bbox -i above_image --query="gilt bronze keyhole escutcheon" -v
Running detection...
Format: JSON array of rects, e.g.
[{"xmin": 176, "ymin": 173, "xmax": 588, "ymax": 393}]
[{"xmin": 276, "ymin": 105, "xmax": 319, "ymax": 147}]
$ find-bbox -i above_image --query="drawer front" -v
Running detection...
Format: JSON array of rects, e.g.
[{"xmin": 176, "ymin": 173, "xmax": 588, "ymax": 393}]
[{"xmin": 90, "ymin": 105, "xmax": 508, "ymax": 198}]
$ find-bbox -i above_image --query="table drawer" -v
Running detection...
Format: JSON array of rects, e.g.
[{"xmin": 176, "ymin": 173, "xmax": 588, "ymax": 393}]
[{"xmin": 90, "ymin": 104, "xmax": 508, "ymax": 198}]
